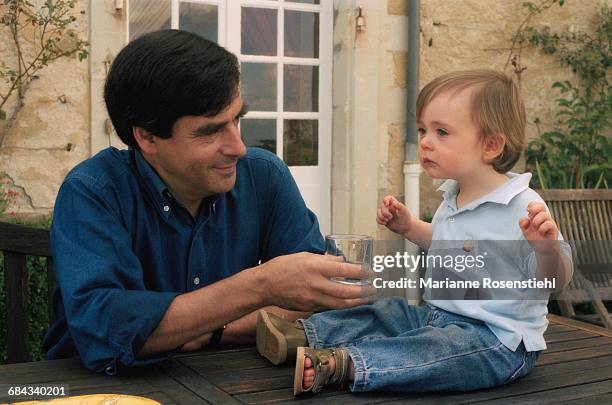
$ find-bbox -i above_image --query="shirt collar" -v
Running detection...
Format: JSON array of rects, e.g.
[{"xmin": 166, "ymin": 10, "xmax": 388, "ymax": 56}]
[
  {"xmin": 133, "ymin": 149, "xmax": 174, "ymax": 216},
  {"xmin": 437, "ymin": 172, "xmax": 532, "ymax": 212},
  {"xmin": 132, "ymin": 148, "xmax": 220, "ymax": 220}
]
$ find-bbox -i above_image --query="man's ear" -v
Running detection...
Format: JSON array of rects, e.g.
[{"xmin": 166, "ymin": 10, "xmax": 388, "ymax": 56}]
[
  {"xmin": 133, "ymin": 127, "xmax": 158, "ymax": 154},
  {"xmin": 482, "ymin": 133, "xmax": 505, "ymax": 163}
]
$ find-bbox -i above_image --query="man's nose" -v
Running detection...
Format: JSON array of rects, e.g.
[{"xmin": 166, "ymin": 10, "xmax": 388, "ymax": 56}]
[{"xmin": 223, "ymin": 122, "xmax": 247, "ymax": 157}]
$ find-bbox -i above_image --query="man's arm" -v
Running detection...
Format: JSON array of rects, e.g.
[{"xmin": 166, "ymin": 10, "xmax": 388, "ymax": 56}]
[
  {"xmin": 178, "ymin": 306, "xmax": 308, "ymax": 351},
  {"xmin": 137, "ymin": 252, "xmax": 372, "ymax": 358}
]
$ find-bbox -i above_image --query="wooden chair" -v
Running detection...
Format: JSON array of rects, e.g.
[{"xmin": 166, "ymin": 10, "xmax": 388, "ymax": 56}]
[
  {"xmin": 0, "ymin": 221, "xmax": 54, "ymax": 363},
  {"xmin": 538, "ymin": 189, "xmax": 612, "ymax": 329}
]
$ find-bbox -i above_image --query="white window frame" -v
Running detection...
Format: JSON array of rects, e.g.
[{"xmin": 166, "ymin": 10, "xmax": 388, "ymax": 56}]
[{"xmin": 226, "ymin": 0, "xmax": 332, "ymax": 234}]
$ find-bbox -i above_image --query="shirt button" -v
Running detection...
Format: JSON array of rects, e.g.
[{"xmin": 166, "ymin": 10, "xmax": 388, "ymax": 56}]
[
  {"xmin": 448, "ymin": 217, "xmax": 455, "ymax": 223},
  {"xmin": 105, "ymin": 364, "xmax": 117, "ymax": 376},
  {"xmin": 193, "ymin": 276, "xmax": 200, "ymax": 285},
  {"xmin": 163, "ymin": 205, "xmax": 170, "ymax": 212}
]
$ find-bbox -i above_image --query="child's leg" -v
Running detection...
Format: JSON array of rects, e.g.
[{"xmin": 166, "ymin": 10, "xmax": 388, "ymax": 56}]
[
  {"xmin": 300, "ymin": 297, "xmax": 431, "ymax": 348},
  {"xmin": 299, "ymin": 305, "xmax": 538, "ymax": 393}
]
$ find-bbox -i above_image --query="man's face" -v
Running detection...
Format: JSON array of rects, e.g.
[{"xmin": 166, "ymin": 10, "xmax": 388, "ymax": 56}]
[{"xmin": 147, "ymin": 95, "xmax": 248, "ymax": 205}]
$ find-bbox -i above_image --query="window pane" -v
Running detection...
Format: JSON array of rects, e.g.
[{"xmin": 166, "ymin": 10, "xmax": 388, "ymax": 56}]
[
  {"xmin": 241, "ymin": 119, "xmax": 276, "ymax": 153},
  {"xmin": 242, "ymin": 7, "xmax": 277, "ymax": 56},
  {"xmin": 129, "ymin": 0, "xmax": 171, "ymax": 41},
  {"xmin": 287, "ymin": 0, "xmax": 320, "ymax": 4},
  {"xmin": 284, "ymin": 120, "xmax": 318, "ymax": 166},
  {"xmin": 284, "ymin": 65, "xmax": 318, "ymax": 112},
  {"xmin": 179, "ymin": 2, "xmax": 218, "ymax": 43},
  {"xmin": 285, "ymin": 10, "xmax": 319, "ymax": 58},
  {"xmin": 242, "ymin": 63, "xmax": 277, "ymax": 111}
]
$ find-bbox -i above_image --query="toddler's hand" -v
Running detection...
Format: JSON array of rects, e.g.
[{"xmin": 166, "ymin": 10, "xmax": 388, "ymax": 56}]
[
  {"xmin": 376, "ymin": 195, "xmax": 412, "ymax": 236},
  {"xmin": 519, "ymin": 202, "xmax": 560, "ymax": 254}
]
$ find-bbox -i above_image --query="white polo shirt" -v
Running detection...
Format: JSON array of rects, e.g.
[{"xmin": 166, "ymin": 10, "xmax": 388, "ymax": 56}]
[{"xmin": 425, "ymin": 172, "xmax": 573, "ymax": 352}]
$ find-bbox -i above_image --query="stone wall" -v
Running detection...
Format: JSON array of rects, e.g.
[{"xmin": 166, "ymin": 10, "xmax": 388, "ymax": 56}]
[
  {"xmin": 332, "ymin": 0, "xmax": 603, "ymax": 241},
  {"xmin": 0, "ymin": 0, "xmax": 90, "ymax": 217},
  {"xmin": 416, "ymin": 0, "xmax": 604, "ymax": 216},
  {"xmin": 0, "ymin": 0, "xmax": 604, "ymax": 224}
]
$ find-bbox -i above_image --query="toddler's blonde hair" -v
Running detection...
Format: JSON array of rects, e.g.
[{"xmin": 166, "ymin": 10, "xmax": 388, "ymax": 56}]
[{"xmin": 416, "ymin": 70, "xmax": 526, "ymax": 173}]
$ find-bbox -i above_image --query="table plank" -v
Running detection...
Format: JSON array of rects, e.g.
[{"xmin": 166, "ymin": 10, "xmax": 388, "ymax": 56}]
[
  {"xmin": 543, "ymin": 324, "xmax": 577, "ymax": 334},
  {"xmin": 158, "ymin": 358, "xmax": 240, "ymax": 404},
  {"xmin": 179, "ymin": 348, "xmax": 271, "ymax": 374},
  {"xmin": 561, "ymin": 392, "xmax": 612, "ymax": 405},
  {"xmin": 544, "ymin": 336, "xmax": 611, "ymax": 353},
  {"xmin": 548, "ymin": 314, "xmax": 612, "ymax": 338},
  {"xmin": 542, "ymin": 330, "xmax": 597, "ymax": 343},
  {"xmin": 537, "ymin": 343, "xmax": 612, "ymax": 366},
  {"xmin": 475, "ymin": 379, "xmax": 612, "ymax": 404}
]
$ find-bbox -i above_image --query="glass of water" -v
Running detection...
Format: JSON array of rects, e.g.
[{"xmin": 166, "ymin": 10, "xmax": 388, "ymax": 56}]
[{"xmin": 325, "ymin": 234, "xmax": 373, "ymax": 285}]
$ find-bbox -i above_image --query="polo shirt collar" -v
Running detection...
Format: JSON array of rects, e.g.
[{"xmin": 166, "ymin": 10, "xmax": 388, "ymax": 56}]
[{"xmin": 437, "ymin": 172, "xmax": 532, "ymax": 213}]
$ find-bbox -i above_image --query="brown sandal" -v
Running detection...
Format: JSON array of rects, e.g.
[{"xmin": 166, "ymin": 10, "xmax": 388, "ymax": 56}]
[
  {"xmin": 256, "ymin": 310, "xmax": 308, "ymax": 365},
  {"xmin": 293, "ymin": 347, "xmax": 350, "ymax": 396}
]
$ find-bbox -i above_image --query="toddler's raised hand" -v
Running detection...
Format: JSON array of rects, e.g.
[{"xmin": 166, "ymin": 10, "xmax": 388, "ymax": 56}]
[
  {"xmin": 519, "ymin": 202, "xmax": 560, "ymax": 254},
  {"xmin": 376, "ymin": 195, "xmax": 412, "ymax": 236}
]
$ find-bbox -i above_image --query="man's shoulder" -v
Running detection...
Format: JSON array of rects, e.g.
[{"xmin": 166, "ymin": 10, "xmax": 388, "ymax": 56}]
[
  {"xmin": 240, "ymin": 147, "xmax": 288, "ymax": 177},
  {"xmin": 64, "ymin": 147, "xmax": 133, "ymax": 190}
]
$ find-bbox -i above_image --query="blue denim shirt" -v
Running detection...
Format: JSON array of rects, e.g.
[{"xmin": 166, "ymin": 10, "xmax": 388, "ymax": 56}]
[{"xmin": 42, "ymin": 147, "xmax": 324, "ymax": 373}]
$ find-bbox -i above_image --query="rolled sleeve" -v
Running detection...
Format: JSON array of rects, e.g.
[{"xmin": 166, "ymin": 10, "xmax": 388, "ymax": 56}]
[{"xmin": 52, "ymin": 177, "xmax": 180, "ymax": 372}]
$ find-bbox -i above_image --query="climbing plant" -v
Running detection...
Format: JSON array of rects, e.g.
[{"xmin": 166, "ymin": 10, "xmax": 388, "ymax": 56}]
[
  {"xmin": 0, "ymin": 0, "xmax": 88, "ymax": 145},
  {"xmin": 507, "ymin": 1, "xmax": 611, "ymax": 189}
]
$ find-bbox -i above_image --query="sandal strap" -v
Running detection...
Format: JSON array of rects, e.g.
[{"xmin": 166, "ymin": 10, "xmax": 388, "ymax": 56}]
[
  {"xmin": 305, "ymin": 348, "xmax": 350, "ymax": 393},
  {"xmin": 330, "ymin": 349, "xmax": 349, "ymax": 386}
]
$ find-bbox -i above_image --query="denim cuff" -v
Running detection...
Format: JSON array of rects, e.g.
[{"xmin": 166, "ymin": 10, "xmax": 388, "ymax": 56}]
[
  {"xmin": 297, "ymin": 318, "xmax": 319, "ymax": 348},
  {"xmin": 343, "ymin": 345, "xmax": 367, "ymax": 392}
]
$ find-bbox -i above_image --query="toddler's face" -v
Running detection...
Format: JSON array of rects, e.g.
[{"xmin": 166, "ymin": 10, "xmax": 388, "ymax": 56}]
[{"xmin": 417, "ymin": 88, "xmax": 489, "ymax": 181}]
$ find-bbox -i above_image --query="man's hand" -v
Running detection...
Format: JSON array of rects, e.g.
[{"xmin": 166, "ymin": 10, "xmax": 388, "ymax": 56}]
[
  {"xmin": 257, "ymin": 252, "xmax": 376, "ymax": 312},
  {"xmin": 377, "ymin": 195, "xmax": 413, "ymax": 237},
  {"xmin": 519, "ymin": 202, "xmax": 560, "ymax": 254}
]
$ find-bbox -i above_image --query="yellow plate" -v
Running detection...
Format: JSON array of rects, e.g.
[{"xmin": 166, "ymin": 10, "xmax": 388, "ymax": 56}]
[{"xmin": 10, "ymin": 394, "xmax": 161, "ymax": 405}]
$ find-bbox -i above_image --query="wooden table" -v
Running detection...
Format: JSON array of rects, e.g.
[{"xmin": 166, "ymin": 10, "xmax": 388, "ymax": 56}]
[{"xmin": 2, "ymin": 315, "xmax": 612, "ymax": 404}]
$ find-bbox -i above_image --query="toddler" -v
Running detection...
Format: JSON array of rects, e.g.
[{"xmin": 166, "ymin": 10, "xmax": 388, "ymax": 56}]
[{"xmin": 256, "ymin": 70, "xmax": 573, "ymax": 395}]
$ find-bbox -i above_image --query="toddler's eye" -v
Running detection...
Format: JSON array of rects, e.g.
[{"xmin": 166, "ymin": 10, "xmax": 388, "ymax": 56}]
[
  {"xmin": 437, "ymin": 128, "xmax": 449, "ymax": 136},
  {"xmin": 417, "ymin": 127, "xmax": 426, "ymax": 136}
]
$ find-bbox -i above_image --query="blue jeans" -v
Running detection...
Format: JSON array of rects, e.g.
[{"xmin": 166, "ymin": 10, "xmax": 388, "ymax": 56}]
[{"xmin": 300, "ymin": 297, "xmax": 539, "ymax": 393}]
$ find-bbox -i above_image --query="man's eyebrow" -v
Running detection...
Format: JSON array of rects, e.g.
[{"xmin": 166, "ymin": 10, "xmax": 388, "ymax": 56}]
[{"xmin": 193, "ymin": 104, "xmax": 249, "ymax": 136}]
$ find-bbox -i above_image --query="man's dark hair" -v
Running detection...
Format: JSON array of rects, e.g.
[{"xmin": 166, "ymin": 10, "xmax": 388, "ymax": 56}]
[{"xmin": 104, "ymin": 29, "xmax": 240, "ymax": 148}]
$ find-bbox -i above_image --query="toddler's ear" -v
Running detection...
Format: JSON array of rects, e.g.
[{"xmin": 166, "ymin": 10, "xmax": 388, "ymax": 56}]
[{"xmin": 482, "ymin": 133, "xmax": 505, "ymax": 162}]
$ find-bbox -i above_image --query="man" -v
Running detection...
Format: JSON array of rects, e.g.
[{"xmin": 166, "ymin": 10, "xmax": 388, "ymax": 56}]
[{"xmin": 42, "ymin": 30, "xmax": 372, "ymax": 374}]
